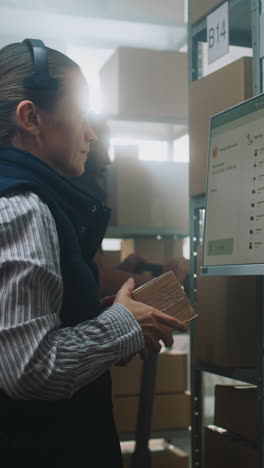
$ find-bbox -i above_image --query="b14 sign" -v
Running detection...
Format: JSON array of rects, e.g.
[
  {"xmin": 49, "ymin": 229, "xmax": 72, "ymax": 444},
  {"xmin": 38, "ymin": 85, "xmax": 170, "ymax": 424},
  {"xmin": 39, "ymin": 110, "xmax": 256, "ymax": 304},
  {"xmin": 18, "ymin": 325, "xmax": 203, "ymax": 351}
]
[{"xmin": 207, "ymin": 2, "xmax": 229, "ymax": 65}]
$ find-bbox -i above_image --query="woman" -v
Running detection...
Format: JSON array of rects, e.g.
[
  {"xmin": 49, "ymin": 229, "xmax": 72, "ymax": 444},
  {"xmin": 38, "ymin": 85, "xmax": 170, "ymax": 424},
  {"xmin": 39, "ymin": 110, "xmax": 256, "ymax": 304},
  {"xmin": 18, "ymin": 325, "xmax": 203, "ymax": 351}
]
[{"xmin": 0, "ymin": 39, "xmax": 187, "ymax": 466}]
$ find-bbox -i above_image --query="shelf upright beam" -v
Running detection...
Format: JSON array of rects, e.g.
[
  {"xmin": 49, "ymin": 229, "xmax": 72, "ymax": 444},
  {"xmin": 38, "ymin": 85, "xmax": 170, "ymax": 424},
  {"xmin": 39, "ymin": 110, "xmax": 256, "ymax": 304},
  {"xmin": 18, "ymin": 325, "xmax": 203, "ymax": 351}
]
[
  {"xmin": 189, "ymin": 195, "xmax": 205, "ymax": 468},
  {"xmin": 262, "ymin": 0, "xmax": 264, "ymax": 97},
  {"xmin": 253, "ymin": 3, "xmax": 264, "ymax": 468},
  {"xmin": 252, "ymin": 0, "xmax": 263, "ymax": 95},
  {"xmin": 189, "ymin": 2, "xmax": 262, "ymax": 467},
  {"xmin": 188, "ymin": 19, "xmax": 202, "ymax": 82},
  {"xmin": 188, "ymin": 4, "xmax": 206, "ymax": 466},
  {"xmin": 256, "ymin": 276, "xmax": 264, "ymax": 468},
  {"xmin": 261, "ymin": 0, "xmax": 264, "ymax": 94}
]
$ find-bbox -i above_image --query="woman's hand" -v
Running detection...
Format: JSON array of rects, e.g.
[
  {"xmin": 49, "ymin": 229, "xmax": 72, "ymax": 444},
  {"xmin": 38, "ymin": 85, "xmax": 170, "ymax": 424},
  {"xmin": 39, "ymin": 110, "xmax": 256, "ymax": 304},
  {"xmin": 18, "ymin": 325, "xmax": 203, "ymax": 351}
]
[{"xmin": 114, "ymin": 277, "xmax": 188, "ymax": 355}]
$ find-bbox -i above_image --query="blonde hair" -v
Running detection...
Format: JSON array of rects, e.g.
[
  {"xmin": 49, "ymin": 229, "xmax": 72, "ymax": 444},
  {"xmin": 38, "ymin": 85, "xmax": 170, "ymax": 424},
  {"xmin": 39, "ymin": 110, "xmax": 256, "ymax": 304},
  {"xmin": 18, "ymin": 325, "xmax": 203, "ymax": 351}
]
[{"xmin": 0, "ymin": 41, "xmax": 79, "ymax": 144}]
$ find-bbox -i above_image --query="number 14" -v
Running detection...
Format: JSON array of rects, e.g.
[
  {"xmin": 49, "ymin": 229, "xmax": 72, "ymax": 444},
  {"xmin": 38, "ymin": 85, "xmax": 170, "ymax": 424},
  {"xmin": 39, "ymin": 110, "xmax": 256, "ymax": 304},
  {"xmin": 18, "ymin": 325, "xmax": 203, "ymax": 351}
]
[{"xmin": 209, "ymin": 19, "xmax": 226, "ymax": 48}]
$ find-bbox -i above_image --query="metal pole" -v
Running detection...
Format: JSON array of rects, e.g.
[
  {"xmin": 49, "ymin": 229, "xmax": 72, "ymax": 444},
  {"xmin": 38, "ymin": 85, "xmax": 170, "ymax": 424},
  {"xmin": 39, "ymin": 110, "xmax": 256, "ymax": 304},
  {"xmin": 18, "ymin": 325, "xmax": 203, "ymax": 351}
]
[
  {"xmin": 188, "ymin": 0, "xmax": 204, "ymax": 458},
  {"xmin": 131, "ymin": 354, "xmax": 158, "ymax": 468},
  {"xmin": 253, "ymin": 3, "xmax": 264, "ymax": 467},
  {"xmin": 251, "ymin": 0, "xmax": 262, "ymax": 95},
  {"xmin": 131, "ymin": 264, "xmax": 163, "ymax": 468},
  {"xmin": 191, "ymin": 363, "xmax": 203, "ymax": 468},
  {"xmin": 189, "ymin": 197, "xmax": 204, "ymax": 468}
]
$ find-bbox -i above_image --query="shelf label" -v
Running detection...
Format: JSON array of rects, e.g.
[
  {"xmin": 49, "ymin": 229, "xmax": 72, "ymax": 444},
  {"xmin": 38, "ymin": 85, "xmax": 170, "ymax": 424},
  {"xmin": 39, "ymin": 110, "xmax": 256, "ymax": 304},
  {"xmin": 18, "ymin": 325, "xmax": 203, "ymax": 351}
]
[{"xmin": 207, "ymin": 2, "xmax": 229, "ymax": 65}]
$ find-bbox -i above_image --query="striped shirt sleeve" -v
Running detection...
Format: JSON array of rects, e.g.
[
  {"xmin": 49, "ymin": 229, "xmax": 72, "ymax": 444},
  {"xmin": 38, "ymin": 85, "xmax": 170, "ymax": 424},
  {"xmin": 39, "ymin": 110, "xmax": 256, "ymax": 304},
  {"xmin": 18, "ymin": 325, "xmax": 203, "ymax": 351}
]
[{"xmin": 0, "ymin": 192, "xmax": 144, "ymax": 400}]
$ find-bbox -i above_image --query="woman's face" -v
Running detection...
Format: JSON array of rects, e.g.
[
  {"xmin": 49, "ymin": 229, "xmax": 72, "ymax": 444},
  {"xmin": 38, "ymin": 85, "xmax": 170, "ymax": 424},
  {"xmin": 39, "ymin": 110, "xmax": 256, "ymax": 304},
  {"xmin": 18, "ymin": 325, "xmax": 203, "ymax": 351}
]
[{"xmin": 37, "ymin": 68, "xmax": 96, "ymax": 177}]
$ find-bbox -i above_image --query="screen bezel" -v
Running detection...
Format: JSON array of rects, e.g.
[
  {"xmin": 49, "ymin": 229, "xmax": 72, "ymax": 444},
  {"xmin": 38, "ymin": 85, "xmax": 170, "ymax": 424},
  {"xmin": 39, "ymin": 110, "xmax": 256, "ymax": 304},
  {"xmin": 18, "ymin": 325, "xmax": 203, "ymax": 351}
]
[{"xmin": 201, "ymin": 93, "xmax": 264, "ymax": 276}]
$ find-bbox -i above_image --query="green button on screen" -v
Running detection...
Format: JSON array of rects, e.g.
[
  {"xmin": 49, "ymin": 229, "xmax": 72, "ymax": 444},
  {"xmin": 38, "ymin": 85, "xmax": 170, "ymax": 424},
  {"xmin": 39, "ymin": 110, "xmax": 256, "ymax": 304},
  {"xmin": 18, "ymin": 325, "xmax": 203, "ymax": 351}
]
[{"xmin": 207, "ymin": 238, "xmax": 234, "ymax": 256}]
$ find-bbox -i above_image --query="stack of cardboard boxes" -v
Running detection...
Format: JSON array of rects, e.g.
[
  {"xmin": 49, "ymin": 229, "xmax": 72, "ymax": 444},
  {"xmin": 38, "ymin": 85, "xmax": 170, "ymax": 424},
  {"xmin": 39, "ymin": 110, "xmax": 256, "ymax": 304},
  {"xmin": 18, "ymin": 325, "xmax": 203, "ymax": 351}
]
[
  {"xmin": 195, "ymin": 245, "xmax": 257, "ymax": 368},
  {"xmin": 106, "ymin": 148, "xmax": 189, "ymax": 234},
  {"xmin": 191, "ymin": 51, "xmax": 256, "ymax": 370},
  {"xmin": 110, "ymin": 351, "xmax": 190, "ymax": 467},
  {"xmin": 100, "ymin": 47, "xmax": 189, "ymax": 235},
  {"xmin": 204, "ymin": 385, "xmax": 257, "ymax": 468},
  {"xmin": 189, "ymin": 56, "xmax": 252, "ymax": 197},
  {"xmin": 100, "ymin": 47, "xmax": 188, "ymax": 121},
  {"xmin": 195, "ymin": 243, "xmax": 257, "ymax": 464}
]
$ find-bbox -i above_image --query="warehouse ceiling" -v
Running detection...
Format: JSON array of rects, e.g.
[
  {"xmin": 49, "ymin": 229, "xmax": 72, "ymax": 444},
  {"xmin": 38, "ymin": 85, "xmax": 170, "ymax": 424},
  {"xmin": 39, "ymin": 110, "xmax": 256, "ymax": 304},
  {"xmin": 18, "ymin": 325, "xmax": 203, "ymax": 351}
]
[
  {"xmin": 1, "ymin": 0, "xmax": 186, "ymax": 24},
  {"xmin": 0, "ymin": 0, "xmax": 187, "ymax": 51}
]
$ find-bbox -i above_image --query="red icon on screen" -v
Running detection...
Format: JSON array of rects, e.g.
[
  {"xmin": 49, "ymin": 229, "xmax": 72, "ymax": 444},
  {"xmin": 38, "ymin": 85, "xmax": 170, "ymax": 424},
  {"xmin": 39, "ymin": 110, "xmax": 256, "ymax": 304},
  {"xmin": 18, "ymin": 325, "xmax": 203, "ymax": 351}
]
[
  {"xmin": 247, "ymin": 133, "xmax": 254, "ymax": 145},
  {"xmin": 212, "ymin": 146, "xmax": 218, "ymax": 158}
]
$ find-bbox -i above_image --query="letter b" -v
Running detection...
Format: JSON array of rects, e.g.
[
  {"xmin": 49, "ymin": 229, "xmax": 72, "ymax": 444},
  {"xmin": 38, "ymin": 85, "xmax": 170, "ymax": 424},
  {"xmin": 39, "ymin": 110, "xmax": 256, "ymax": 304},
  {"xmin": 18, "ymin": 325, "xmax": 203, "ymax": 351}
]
[{"xmin": 209, "ymin": 28, "xmax": 215, "ymax": 48}]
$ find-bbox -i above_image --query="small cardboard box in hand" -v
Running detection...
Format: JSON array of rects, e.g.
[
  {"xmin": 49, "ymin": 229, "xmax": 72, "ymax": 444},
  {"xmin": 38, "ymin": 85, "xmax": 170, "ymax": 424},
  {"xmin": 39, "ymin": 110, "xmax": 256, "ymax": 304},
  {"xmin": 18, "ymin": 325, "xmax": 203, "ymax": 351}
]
[{"xmin": 131, "ymin": 270, "xmax": 197, "ymax": 323}]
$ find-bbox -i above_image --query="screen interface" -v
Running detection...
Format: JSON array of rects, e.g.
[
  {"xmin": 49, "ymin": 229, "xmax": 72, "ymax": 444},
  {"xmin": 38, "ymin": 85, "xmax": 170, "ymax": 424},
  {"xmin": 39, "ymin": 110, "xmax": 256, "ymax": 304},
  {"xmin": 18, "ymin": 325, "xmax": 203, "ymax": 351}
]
[{"xmin": 203, "ymin": 94, "xmax": 264, "ymax": 268}]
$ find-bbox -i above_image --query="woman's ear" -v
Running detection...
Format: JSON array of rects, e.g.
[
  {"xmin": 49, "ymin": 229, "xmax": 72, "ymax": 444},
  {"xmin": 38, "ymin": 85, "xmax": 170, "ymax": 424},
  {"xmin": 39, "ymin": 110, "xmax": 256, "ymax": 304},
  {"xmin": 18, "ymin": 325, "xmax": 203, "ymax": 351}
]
[{"xmin": 15, "ymin": 100, "xmax": 40, "ymax": 136}]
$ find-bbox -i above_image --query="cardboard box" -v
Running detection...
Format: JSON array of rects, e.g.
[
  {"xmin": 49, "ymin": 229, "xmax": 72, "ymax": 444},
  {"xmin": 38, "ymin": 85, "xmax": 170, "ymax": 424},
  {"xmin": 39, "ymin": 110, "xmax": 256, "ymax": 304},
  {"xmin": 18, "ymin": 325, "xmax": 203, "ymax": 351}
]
[
  {"xmin": 189, "ymin": 57, "xmax": 252, "ymax": 195},
  {"xmin": 113, "ymin": 391, "xmax": 190, "ymax": 433},
  {"xmin": 107, "ymin": 156, "xmax": 189, "ymax": 231},
  {"xmin": 121, "ymin": 238, "xmax": 185, "ymax": 265},
  {"xmin": 214, "ymin": 385, "xmax": 257, "ymax": 442},
  {"xmin": 131, "ymin": 271, "xmax": 197, "ymax": 323},
  {"xmin": 152, "ymin": 392, "xmax": 190, "ymax": 431},
  {"xmin": 100, "ymin": 250, "xmax": 121, "ymax": 269},
  {"xmin": 155, "ymin": 352, "xmax": 187, "ymax": 393},
  {"xmin": 111, "ymin": 352, "xmax": 187, "ymax": 396},
  {"xmin": 111, "ymin": 355, "xmax": 142, "ymax": 396},
  {"xmin": 121, "ymin": 439, "xmax": 189, "ymax": 468},
  {"xmin": 191, "ymin": 0, "xmax": 223, "ymax": 24},
  {"xmin": 106, "ymin": 144, "xmax": 139, "ymax": 227},
  {"xmin": 195, "ymin": 246, "xmax": 257, "ymax": 367},
  {"xmin": 100, "ymin": 47, "xmax": 188, "ymax": 120},
  {"xmin": 204, "ymin": 425, "xmax": 257, "ymax": 468}
]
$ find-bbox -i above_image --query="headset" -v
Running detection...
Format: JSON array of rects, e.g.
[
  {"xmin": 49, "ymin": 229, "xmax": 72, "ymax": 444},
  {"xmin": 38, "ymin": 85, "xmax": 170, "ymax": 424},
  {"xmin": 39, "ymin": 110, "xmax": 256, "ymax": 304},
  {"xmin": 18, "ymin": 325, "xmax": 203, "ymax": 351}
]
[{"xmin": 22, "ymin": 38, "xmax": 59, "ymax": 90}]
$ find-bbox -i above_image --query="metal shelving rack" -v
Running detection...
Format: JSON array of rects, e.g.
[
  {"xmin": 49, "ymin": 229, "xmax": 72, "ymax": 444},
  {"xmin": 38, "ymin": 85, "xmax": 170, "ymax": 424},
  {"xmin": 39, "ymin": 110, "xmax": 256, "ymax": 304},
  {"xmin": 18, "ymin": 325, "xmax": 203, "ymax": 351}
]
[
  {"xmin": 188, "ymin": 0, "xmax": 264, "ymax": 467},
  {"xmin": 105, "ymin": 226, "xmax": 188, "ymax": 239}
]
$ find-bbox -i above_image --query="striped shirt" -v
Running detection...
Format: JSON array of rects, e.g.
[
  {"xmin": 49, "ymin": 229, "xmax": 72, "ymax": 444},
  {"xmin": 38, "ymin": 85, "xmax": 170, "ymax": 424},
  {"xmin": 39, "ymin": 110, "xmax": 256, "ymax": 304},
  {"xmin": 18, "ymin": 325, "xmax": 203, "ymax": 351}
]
[{"xmin": 0, "ymin": 192, "xmax": 144, "ymax": 400}]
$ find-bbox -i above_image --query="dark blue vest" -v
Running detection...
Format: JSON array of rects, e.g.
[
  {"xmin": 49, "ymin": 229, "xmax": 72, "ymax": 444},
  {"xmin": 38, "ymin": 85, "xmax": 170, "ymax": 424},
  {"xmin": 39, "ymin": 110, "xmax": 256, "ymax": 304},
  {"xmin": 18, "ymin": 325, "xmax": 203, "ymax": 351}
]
[
  {"xmin": 0, "ymin": 147, "xmax": 122, "ymax": 466},
  {"xmin": 0, "ymin": 146, "xmax": 111, "ymax": 326}
]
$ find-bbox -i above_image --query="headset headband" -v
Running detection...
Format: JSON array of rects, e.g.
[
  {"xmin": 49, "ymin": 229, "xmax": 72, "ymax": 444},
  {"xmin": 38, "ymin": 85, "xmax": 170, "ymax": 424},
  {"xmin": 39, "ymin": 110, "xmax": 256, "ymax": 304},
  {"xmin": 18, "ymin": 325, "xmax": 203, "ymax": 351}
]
[{"xmin": 23, "ymin": 38, "xmax": 59, "ymax": 90}]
